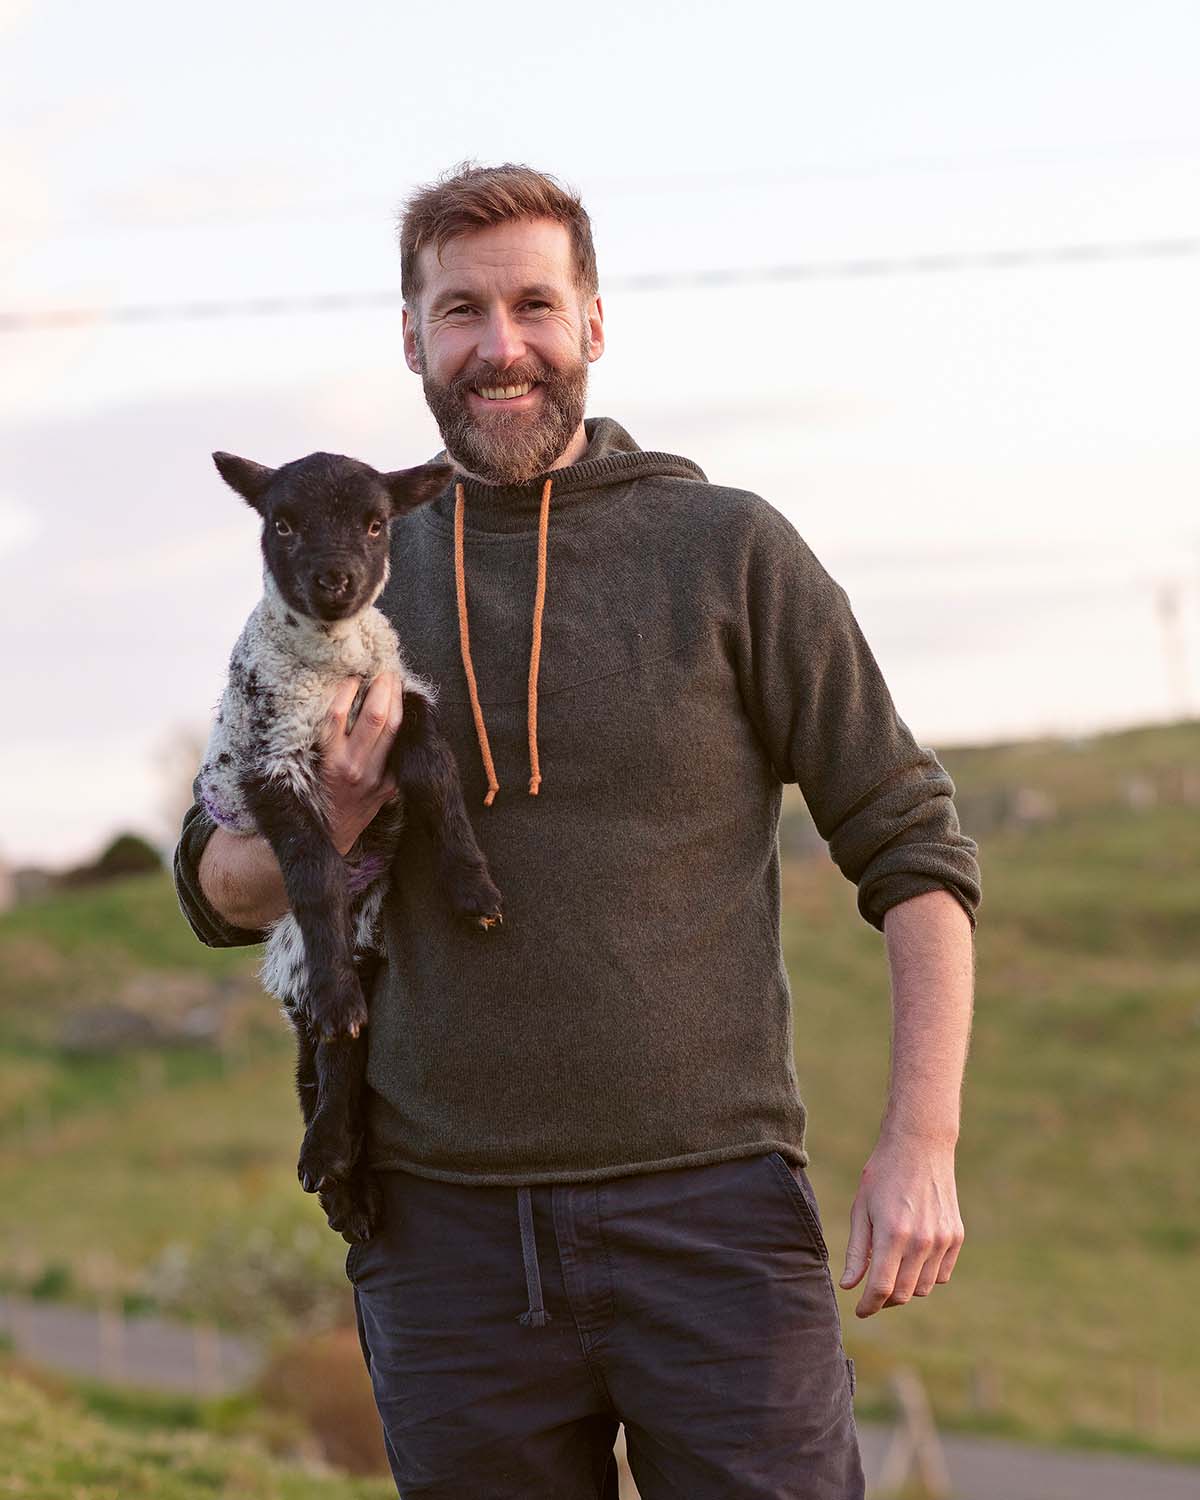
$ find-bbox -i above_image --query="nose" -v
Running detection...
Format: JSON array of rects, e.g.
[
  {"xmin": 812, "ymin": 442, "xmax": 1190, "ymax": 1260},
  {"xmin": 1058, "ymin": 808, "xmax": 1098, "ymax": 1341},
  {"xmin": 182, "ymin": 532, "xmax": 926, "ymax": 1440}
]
[
  {"xmin": 313, "ymin": 569, "xmax": 352, "ymax": 598},
  {"xmin": 475, "ymin": 307, "xmax": 525, "ymax": 371}
]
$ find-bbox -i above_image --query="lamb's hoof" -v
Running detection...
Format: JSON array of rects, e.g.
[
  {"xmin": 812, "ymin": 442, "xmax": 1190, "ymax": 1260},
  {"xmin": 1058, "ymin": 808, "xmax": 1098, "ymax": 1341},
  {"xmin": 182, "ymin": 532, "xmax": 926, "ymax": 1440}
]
[
  {"xmin": 320, "ymin": 1174, "xmax": 381, "ymax": 1244},
  {"xmin": 298, "ymin": 1125, "xmax": 356, "ymax": 1195},
  {"xmin": 311, "ymin": 976, "xmax": 369, "ymax": 1045},
  {"xmin": 447, "ymin": 868, "xmax": 504, "ymax": 931},
  {"xmin": 320, "ymin": 1017, "xmax": 365, "ymax": 1043}
]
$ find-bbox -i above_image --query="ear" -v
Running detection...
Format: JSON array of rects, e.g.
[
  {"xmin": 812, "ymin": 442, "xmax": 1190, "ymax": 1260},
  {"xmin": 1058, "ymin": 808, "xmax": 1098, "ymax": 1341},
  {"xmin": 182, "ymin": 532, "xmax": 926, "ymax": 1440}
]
[
  {"xmin": 401, "ymin": 306, "xmax": 422, "ymax": 375},
  {"xmin": 585, "ymin": 293, "xmax": 604, "ymax": 363},
  {"xmin": 212, "ymin": 451, "xmax": 277, "ymax": 512},
  {"xmin": 380, "ymin": 462, "xmax": 455, "ymax": 516}
]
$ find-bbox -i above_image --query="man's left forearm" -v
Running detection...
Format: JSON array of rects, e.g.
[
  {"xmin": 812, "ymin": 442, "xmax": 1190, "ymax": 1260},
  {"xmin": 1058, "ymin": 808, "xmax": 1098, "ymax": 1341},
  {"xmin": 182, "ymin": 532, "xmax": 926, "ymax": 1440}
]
[
  {"xmin": 838, "ymin": 887, "xmax": 975, "ymax": 1316},
  {"xmin": 880, "ymin": 887, "xmax": 975, "ymax": 1143}
]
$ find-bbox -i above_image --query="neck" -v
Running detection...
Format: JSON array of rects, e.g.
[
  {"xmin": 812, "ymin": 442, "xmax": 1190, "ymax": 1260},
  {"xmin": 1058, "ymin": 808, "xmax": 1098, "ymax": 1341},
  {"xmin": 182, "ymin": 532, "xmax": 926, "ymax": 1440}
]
[{"xmin": 548, "ymin": 420, "xmax": 590, "ymax": 471}]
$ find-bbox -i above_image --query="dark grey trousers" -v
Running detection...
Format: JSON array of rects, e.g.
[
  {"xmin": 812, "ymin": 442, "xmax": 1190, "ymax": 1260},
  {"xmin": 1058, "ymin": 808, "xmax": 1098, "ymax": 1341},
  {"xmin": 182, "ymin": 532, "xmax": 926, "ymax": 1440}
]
[{"xmin": 348, "ymin": 1152, "xmax": 864, "ymax": 1498}]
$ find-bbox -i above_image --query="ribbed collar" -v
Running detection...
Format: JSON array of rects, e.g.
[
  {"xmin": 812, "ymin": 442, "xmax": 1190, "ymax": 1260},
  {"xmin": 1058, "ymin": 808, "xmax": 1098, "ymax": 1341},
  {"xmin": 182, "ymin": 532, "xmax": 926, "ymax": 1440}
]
[{"xmin": 423, "ymin": 416, "xmax": 706, "ymax": 536}]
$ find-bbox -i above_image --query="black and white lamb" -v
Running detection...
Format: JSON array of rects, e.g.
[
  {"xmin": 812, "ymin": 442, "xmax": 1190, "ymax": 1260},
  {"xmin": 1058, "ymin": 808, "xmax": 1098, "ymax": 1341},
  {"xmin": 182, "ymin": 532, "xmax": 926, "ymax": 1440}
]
[{"xmin": 197, "ymin": 449, "xmax": 503, "ymax": 1241}]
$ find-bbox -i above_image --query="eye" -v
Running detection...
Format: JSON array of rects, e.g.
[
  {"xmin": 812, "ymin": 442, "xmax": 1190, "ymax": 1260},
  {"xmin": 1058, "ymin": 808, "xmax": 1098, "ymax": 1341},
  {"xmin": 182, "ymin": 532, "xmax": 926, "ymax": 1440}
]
[
  {"xmin": 274, "ymin": 518, "xmax": 293, "ymax": 537},
  {"xmin": 522, "ymin": 300, "xmax": 551, "ymax": 312},
  {"xmin": 368, "ymin": 519, "xmax": 384, "ymax": 538}
]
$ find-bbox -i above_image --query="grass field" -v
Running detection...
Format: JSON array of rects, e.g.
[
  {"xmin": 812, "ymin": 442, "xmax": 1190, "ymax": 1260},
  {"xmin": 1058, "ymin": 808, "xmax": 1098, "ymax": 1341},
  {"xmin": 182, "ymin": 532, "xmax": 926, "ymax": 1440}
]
[
  {"xmin": 0, "ymin": 1360, "xmax": 395, "ymax": 1499},
  {"xmin": 0, "ymin": 718, "xmax": 1197, "ymax": 1463},
  {"xmin": 784, "ymin": 720, "xmax": 1200, "ymax": 1457}
]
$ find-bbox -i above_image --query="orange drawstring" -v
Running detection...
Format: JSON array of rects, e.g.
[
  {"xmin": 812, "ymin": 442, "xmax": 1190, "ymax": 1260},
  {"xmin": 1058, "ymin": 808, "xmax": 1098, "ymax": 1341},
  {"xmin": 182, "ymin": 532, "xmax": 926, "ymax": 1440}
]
[
  {"xmin": 527, "ymin": 478, "xmax": 552, "ymax": 795},
  {"xmin": 454, "ymin": 478, "xmax": 553, "ymax": 805}
]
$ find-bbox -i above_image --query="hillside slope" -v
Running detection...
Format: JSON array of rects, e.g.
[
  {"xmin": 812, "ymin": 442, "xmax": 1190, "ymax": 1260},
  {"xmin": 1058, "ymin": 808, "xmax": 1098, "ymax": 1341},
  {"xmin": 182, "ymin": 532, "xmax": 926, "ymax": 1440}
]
[{"xmin": 1, "ymin": 718, "xmax": 1197, "ymax": 1457}]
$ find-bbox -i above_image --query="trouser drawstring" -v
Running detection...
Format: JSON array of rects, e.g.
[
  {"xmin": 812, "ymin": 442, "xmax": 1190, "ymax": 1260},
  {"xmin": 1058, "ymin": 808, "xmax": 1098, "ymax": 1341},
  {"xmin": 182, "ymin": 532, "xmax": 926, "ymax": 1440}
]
[{"xmin": 516, "ymin": 1186, "xmax": 552, "ymax": 1328}]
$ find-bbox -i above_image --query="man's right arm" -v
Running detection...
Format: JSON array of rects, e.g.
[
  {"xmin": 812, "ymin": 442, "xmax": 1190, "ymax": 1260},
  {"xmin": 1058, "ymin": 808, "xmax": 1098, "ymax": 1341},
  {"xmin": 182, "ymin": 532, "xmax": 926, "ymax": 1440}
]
[
  {"xmin": 173, "ymin": 672, "xmax": 405, "ymax": 948},
  {"xmin": 199, "ymin": 826, "xmax": 290, "ymax": 931}
]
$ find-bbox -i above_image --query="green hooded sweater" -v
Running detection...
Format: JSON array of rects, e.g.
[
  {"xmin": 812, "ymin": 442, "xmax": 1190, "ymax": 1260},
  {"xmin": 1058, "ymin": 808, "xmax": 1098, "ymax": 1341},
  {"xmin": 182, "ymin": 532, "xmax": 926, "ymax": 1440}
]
[{"xmin": 174, "ymin": 416, "xmax": 981, "ymax": 1185}]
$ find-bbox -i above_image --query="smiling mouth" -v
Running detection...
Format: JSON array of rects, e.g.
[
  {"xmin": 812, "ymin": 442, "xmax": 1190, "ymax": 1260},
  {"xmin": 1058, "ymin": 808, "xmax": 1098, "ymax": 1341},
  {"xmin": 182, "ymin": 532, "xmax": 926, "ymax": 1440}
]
[{"xmin": 472, "ymin": 381, "xmax": 539, "ymax": 402}]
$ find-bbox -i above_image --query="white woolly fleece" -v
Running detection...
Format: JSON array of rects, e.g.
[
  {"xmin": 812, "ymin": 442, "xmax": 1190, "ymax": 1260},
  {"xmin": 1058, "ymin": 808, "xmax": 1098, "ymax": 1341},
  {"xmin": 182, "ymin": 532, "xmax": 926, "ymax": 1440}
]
[
  {"xmin": 198, "ymin": 568, "xmax": 437, "ymax": 835},
  {"xmin": 196, "ymin": 565, "xmax": 437, "ymax": 1010}
]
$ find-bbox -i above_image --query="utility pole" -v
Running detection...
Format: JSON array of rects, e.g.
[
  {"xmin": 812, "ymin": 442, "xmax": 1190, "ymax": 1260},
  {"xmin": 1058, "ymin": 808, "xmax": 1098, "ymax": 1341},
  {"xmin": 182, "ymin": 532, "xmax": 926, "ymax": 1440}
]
[{"xmin": 1153, "ymin": 578, "xmax": 1192, "ymax": 721}]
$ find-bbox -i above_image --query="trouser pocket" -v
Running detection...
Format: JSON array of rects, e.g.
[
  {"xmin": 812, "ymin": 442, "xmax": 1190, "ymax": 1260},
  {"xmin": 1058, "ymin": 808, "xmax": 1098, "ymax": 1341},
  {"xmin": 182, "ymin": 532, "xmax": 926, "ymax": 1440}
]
[{"xmin": 766, "ymin": 1151, "xmax": 830, "ymax": 1261}]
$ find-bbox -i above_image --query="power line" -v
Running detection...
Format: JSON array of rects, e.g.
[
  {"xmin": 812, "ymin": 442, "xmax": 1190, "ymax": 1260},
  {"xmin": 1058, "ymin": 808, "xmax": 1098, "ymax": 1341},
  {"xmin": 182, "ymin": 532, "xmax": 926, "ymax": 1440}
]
[
  {"xmin": 12, "ymin": 137, "xmax": 1200, "ymax": 237},
  {"xmin": 2, "ymin": 236, "xmax": 1197, "ymax": 334}
]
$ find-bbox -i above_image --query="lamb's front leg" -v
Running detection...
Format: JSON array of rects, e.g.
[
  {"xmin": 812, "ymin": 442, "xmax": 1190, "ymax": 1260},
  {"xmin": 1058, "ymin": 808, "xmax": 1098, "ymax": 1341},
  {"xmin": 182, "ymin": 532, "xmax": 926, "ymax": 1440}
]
[
  {"xmin": 240, "ymin": 770, "xmax": 368, "ymax": 1042},
  {"xmin": 389, "ymin": 692, "xmax": 503, "ymax": 928}
]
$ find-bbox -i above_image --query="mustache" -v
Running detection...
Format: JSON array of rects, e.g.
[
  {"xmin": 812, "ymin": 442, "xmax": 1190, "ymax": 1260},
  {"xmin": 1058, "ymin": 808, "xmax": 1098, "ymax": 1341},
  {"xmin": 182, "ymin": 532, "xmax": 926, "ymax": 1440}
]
[{"xmin": 447, "ymin": 362, "xmax": 555, "ymax": 395}]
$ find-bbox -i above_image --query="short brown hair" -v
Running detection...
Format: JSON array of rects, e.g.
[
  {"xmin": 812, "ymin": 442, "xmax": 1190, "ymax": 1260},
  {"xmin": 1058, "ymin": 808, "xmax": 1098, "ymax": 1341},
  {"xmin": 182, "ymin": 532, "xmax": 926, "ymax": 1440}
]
[{"xmin": 398, "ymin": 161, "xmax": 598, "ymax": 306}]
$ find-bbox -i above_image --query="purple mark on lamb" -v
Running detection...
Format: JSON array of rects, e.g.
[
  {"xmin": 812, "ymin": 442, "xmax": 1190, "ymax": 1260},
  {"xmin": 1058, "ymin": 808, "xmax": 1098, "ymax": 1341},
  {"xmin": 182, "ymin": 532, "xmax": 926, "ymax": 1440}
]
[
  {"xmin": 346, "ymin": 853, "xmax": 389, "ymax": 896},
  {"xmin": 202, "ymin": 788, "xmax": 234, "ymax": 827}
]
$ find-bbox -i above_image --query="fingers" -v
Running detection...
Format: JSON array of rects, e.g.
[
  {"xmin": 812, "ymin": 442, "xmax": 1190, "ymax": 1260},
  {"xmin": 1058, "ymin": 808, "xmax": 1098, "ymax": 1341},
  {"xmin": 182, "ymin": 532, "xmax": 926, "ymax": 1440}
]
[
  {"xmin": 840, "ymin": 1195, "xmax": 872, "ymax": 1291},
  {"xmin": 353, "ymin": 674, "xmax": 404, "ymax": 794},
  {"xmin": 854, "ymin": 1217, "xmax": 965, "ymax": 1316},
  {"xmin": 855, "ymin": 1233, "xmax": 905, "ymax": 1318},
  {"xmin": 352, "ymin": 671, "xmax": 404, "ymax": 752},
  {"xmin": 320, "ymin": 673, "xmax": 403, "ymax": 787},
  {"xmin": 320, "ymin": 676, "xmax": 363, "ymax": 747}
]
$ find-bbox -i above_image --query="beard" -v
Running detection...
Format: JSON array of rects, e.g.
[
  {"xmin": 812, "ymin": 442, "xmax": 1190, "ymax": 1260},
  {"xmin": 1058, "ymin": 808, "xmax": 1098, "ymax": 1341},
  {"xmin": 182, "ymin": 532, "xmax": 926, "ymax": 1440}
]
[{"xmin": 414, "ymin": 327, "xmax": 590, "ymax": 486}]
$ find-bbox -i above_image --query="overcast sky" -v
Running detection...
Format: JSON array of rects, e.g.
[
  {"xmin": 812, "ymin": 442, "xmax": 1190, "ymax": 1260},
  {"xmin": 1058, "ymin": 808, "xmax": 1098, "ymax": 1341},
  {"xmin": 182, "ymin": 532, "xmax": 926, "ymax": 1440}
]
[{"xmin": 2, "ymin": 0, "xmax": 1198, "ymax": 865}]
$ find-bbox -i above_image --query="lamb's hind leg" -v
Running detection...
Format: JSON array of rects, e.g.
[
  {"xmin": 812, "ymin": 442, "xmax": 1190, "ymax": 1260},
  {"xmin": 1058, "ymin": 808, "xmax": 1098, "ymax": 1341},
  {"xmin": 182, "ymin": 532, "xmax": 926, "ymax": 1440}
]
[
  {"xmin": 304, "ymin": 1032, "xmax": 378, "ymax": 1242},
  {"xmin": 240, "ymin": 770, "xmax": 367, "ymax": 1043},
  {"xmin": 302, "ymin": 949, "xmax": 382, "ymax": 1243},
  {"xmin": 293, "ymin": 1013, "xmax": 319, "ymax": 1131},
  {"xmin": 389, "ymin": 691, "xmax": 503, "ymax": 928}
]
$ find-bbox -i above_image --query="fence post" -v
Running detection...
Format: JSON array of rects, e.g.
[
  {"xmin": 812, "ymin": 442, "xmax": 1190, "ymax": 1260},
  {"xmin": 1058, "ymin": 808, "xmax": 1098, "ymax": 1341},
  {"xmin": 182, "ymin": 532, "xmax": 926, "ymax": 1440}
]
[
  {"xmin": 193, "ymin": 1321, "xmax": 221, "ymax": 1396},
  {"xmin": 877, "ymin": 1365, "xmax": 951, "ymax": 1498},
  {"xmin": 969, "ymin": 1359, "xmax": 1000, "ymax": 1415},
  {"xmin": 1134, "ymin": 1364, "xmax": 1163, "ymax": 1437},
  {"xmin": 97, "ymin": 1300, "xmax": 126, "ymax": 1384}
]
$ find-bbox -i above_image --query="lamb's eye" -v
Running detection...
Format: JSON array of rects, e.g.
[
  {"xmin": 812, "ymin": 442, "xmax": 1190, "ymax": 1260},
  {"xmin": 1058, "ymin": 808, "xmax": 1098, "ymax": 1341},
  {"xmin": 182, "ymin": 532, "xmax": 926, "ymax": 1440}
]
[
  {"xmin": 367, "ymin": 519, "xmax": 384, "ymax": 538},
  {"xmin": 274, "ymin": 518, "xmax": 292, "ymax": 537}
]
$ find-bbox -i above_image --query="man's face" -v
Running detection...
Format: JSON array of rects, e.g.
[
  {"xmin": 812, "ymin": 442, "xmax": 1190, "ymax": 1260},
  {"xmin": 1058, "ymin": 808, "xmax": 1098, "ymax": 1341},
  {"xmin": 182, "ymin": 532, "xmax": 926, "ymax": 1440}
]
[{"xmin": 403, "ymin": 218, "xmax": 604, "ymax": 485}]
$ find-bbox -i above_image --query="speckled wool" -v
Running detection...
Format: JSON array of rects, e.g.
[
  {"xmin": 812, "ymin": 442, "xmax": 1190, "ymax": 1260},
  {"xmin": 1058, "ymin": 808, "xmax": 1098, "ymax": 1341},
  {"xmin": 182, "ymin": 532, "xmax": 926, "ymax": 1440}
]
[
  {"xmin": 195, "ymin": 567, "xmax": 436, "ymax": 1002},
  {"xmin": 176, "ymin": 417, "xmax": 981, "ymax": 1186}
]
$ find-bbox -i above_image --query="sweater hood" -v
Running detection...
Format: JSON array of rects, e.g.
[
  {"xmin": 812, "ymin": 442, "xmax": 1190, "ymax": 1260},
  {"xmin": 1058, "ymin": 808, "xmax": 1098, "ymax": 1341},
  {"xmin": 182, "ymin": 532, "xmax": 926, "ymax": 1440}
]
[{"xmin": 424, "ymin": 416, "xmax": 706, "ymax": 536}]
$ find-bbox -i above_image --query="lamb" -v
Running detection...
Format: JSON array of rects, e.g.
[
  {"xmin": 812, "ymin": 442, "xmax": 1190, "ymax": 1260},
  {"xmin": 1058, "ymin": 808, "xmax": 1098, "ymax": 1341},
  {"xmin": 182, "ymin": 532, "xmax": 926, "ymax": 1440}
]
[{"xmin": 197, "ymin": 449, "xmax": 503, "ymax": 1242}]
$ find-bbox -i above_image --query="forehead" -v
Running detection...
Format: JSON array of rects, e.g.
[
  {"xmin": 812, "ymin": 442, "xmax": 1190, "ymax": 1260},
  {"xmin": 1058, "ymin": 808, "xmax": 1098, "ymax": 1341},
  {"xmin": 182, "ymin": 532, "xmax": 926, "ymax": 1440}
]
[{"xmin": 418, "ymin": 218, "xmax": 575, "ymax": 298}]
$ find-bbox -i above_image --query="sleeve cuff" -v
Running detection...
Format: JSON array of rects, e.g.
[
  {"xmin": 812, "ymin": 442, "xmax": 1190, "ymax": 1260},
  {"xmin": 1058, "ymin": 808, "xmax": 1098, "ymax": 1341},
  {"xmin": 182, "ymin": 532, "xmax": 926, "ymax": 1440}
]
[{"xmin": 173, "ymin": 803, "xmax": 269, "ymax": 950}]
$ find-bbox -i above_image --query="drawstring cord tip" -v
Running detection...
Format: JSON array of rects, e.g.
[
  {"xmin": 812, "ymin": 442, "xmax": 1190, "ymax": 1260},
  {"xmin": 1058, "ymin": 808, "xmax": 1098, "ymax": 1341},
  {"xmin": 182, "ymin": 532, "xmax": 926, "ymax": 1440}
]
[{"xmin": 517, "ymin": 1308, "xmax": 552, "ymax": 1328}]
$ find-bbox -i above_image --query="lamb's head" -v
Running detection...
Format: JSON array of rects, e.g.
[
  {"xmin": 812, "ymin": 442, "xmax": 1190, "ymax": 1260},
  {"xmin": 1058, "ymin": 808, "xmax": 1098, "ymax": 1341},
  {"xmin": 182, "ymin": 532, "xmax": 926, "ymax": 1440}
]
[{"xmin": 212, "ymin": 450, "xmax": 454, "ymax": 623}]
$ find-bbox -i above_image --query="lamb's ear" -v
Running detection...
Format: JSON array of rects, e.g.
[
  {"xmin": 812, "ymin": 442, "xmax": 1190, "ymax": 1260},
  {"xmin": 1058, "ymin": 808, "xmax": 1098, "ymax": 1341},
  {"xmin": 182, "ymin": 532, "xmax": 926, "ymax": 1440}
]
[
  {"xmin": 380, "ymin": 462, "xmax": 455, "ymax": 517},
  {"xmin": 212, "ymin": 451, "xmax": 277, "ymax": 513}
]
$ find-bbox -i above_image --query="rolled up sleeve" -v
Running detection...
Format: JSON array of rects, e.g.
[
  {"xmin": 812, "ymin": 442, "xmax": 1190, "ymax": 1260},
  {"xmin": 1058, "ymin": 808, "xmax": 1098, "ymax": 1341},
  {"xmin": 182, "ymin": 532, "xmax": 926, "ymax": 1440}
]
[
  {"xmin": 732, "ymin": 502, "xmax": 981, "ymax": 933},
  {"xmin": 173, "ymin": 776, "xmax": 268, "ymax": 949}
]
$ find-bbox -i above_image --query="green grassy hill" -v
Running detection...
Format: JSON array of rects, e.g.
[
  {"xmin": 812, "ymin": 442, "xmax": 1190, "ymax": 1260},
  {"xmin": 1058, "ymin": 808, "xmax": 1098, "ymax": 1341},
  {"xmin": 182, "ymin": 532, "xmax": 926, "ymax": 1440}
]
[
  {"xmin": 0, "ymin": 717, "xmax": 1197, "ymax": 1463},
  {"xmin": 782, "ymin": 719, "xmax": 1200, "ymax": 1457},
  {"xmin": 0, "ymin": 1362, "xmax": 394, "ymax": 1500}
]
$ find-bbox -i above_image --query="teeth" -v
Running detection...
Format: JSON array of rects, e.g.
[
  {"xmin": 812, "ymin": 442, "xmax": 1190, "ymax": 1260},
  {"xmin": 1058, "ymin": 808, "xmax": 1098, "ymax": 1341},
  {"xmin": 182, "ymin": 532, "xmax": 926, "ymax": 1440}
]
[{"xmin": 478, "ymin": 382, "xmax": 533, "ymax": 400}]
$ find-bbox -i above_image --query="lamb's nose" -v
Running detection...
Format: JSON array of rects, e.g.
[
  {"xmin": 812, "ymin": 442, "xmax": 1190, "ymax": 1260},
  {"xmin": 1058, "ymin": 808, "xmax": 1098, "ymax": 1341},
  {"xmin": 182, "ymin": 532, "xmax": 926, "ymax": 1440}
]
[{"xmin": 314, "ymin": 570, "xmax": 352, "ymax": 596}]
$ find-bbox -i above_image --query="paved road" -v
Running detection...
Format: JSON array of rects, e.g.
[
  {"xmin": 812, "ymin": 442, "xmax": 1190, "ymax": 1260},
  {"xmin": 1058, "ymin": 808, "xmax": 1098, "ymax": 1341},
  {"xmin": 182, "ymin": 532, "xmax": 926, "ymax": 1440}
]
[
  {"xmin": 0, "ymin": 1293, "xmax": 260, "ymax": 1395},
  {"xmin": 4, "ymin": 1295, "xmax": 1196, "ymax": 1497},
  {"xmin": 855, "ymin": 1420, "xmax": 1199, "ymax": 1500}
]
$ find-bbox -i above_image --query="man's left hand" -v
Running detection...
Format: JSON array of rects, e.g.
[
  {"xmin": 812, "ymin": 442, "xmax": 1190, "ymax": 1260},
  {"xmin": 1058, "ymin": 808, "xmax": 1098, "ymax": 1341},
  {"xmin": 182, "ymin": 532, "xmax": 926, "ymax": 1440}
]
[{"xmin": 838, "ymin": 1132, "xmax": 964, "ymax": 1318}]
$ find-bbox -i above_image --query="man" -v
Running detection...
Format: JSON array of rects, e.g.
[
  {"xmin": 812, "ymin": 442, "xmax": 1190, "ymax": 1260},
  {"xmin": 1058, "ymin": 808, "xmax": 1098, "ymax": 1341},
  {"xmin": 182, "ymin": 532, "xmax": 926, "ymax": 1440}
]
[{"xmin": 175, "ymin": 162, "xmax": 981, "ymax": 1499}]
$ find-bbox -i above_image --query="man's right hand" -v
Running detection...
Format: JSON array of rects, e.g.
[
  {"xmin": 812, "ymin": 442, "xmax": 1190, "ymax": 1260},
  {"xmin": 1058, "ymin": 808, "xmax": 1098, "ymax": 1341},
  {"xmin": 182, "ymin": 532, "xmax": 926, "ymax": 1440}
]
[{"xmin": 319, "ymin": 672, "xmax": 404, "ymax": 857}]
